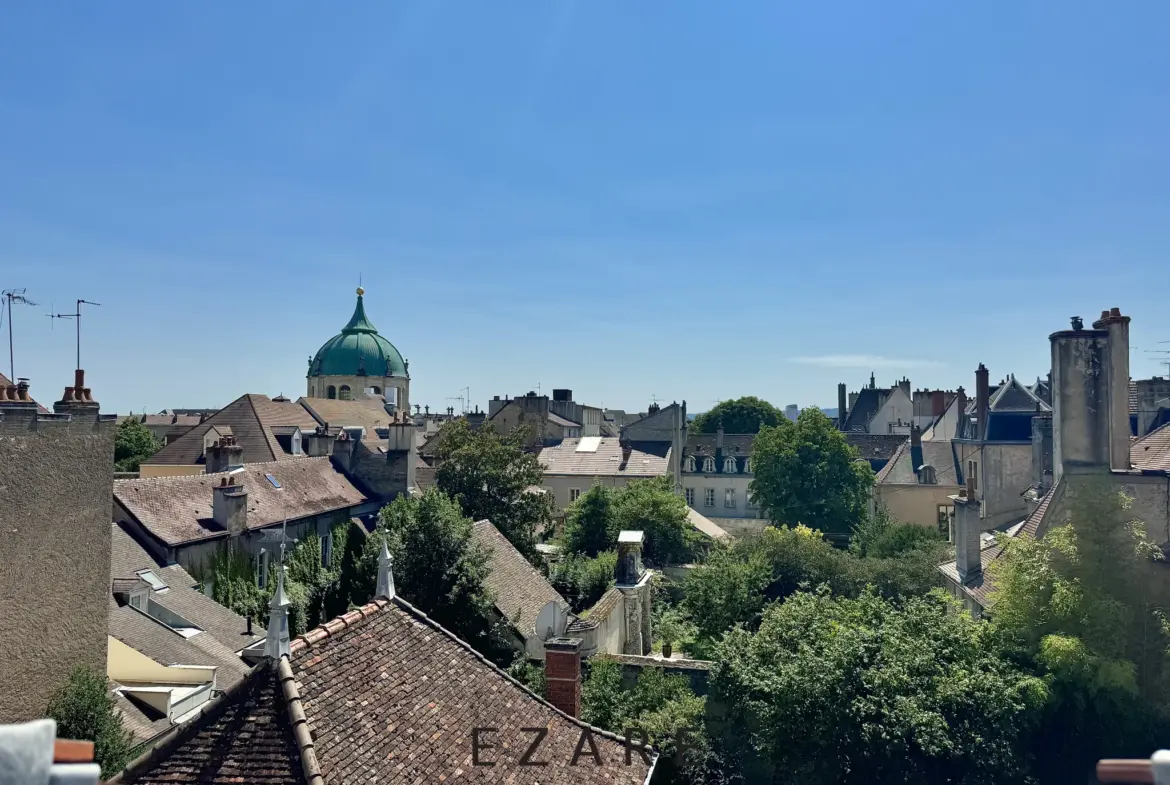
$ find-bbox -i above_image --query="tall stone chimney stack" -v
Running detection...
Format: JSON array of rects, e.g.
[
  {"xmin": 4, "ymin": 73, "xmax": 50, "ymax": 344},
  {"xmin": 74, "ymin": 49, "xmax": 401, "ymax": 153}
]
[
  {"xmin": 1091, "ymin": 307, "xmax": 1131, "ymax": 472},
  {"xmin": 1050, "ymin": 316, "xmax": 1111, "ymax": 486}
]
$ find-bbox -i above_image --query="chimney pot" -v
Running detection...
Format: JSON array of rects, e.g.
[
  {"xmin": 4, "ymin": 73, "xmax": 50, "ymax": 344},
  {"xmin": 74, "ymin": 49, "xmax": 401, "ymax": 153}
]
[
  {"xmin": 1110, "ymin": 307, "xmax": 1121, "ymax": 317},
  {"xmin": 74, "ymin": 369, "xmax": 85, "ymax": 390},
  {"xmin": 0, "ymin": 386, "xmax": 8, "ymax": 402}
]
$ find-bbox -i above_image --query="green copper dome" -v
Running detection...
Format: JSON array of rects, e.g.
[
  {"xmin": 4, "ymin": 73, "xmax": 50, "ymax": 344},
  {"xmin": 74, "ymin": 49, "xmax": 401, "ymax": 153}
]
[{"xmin": 308, "ymin": 288, "xmax": 407, "ymax": 378}]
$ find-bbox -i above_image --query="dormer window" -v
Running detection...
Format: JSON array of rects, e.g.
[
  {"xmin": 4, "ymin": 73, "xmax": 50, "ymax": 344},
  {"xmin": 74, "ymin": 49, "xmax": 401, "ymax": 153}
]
[
  {"xmin": 724, "ymin": 457, "xmax": 738, "ymax": 474},
  {"xmin": 683, "ymin": 455, "xmax": 696, "ymax": 473},
  {"xmin": 744, "ymin": 458, "xmax": 752, "ymax": 473},
  {"xmin": 702, "ymin": 456, "xmax": 716, "ymax": 473}
]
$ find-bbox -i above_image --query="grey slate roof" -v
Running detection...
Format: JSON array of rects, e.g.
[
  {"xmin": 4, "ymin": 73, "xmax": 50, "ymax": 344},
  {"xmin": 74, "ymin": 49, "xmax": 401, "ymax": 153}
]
[
  {"xmin": 875, "ymin": 440, "xmax": 961, "ymax": 485},
  {"xmin": 842, "ymin": 387, "xmax": 886, "ymax": 431},
  {"xmin": 111, "ymin": 523, "xmax": 262, "ymax": 652},
  {"xmin": 988, "ymin": 376, "xmax": 1050, "ymax": 412},
  {"xmin": 108, "ymin": 604, "xmax": 250, "ymax": 689},
  {"xmin": 844, "ymin": 433, "xmax": 907, "ymax": 462},
  {"xmin": 538, "ymin": 437, "xmax": 669, "ymax": 477},
  {"xmin": 472, "ymin": 519, "xmax": 571, "ymax": 637},
  {"xmin": 115, "ymin": 457, "xmax": 367, "ymax": 546}
]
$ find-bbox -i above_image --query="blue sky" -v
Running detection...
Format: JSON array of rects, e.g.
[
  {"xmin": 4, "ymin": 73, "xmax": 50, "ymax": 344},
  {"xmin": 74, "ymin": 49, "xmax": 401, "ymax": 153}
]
[{"xmin": 1, "ymin": 2, "xmax": 1167, "ymax": 415}]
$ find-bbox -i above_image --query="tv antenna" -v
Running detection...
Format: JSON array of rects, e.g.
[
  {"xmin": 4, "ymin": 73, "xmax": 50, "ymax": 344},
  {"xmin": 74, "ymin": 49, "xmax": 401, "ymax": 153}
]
[{"xmin": 2, "ymin": 289, "xmax": 37, "ymax": 380}]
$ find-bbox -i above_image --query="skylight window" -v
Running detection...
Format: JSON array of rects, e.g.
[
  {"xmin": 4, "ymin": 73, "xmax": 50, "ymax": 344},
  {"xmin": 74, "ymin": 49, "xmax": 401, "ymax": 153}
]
[
  {"xmin": 265, "ymin": 473, "xmax": 282, "ymax": 489},
  {"xmin": 136, "ymin": 570, "xmax": 168, "ymax": 591}
]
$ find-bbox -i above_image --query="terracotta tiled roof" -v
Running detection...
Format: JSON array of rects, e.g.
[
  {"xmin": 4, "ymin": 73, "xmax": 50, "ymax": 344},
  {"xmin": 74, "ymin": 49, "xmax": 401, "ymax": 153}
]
[
  {"xmin": 113, "ymin": 598, "xmax": 656, "ymax": 784},
  {"xmin": 539, "ymin": 437, "xmax": 669, "ymax": 477},
  {"xmin": 1132, "ymin": 423, "xmax": 1170, "ymax": 471},
  {"xmin": 113, "ymin": 665, "xmax": 304, "ymax": 784},
  {"xmin": 115, "ymin": 458, "xmax": 367, "ymax": 546},
  {"xmin": 472, "ymin": 520, "xmax": 571, "ymax": 637},
  {"xmin": 297, "ymin": 395, "xmax": 393, "ymax": 436},
  {"xmin": 143, "ymin": 394, "xmax": 318, "ymax": 467}
]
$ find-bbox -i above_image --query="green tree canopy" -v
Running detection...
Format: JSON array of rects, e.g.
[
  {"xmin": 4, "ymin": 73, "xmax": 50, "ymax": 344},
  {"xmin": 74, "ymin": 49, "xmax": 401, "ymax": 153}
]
[
  {"xmin": 710, "ymin": 588, "xmax": 1047, "ymax": 785},
  {"xmin": 549, "ymin": 550, "xmax": 616, "ymax": 613},
  {"xmin": 749, "ymin": 408, "xmax": 873, "ymax": 535},
  {"xmin": 114, "ymin": 418, "xmax": 162, "ymax": 472},
  {"xmin": 988, "ymin": 479, "xmax": 1170, "ymax": 782},
  {"xmin": 46, "ymin": 665, "xmax": 135, "ymax": 779},
  {"xmin": 581, "ymin": 659, "xmax": 709, "ymax": 784},
  {"xmin": 692, "ymin": 396, "xmax": 783, "ymax": 434},
  {"xmin": 611, "ymin": 476, "xmax": 698, "ymax": 564},
  {"xmin": 563, "ymin": 483, "xmax": 616, "ymax": 557},
  {"xmin": 358, "ymin": 488, "xmax": 510, "ymax": 658},
  {"xmin": 434, "ymin": 419, "xmax": 554, "ymax": 560}
]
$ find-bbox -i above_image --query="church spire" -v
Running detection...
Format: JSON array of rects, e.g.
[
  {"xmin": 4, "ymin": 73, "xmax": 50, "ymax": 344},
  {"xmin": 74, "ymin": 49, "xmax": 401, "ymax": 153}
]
[
  {"xmin": 265, "ymin": 564, "xmax": 291, "ymax": 659},
  {"xmin": 376, "ymin": 537, "xmax": 395, "ymax": 600},
  {"xmin": 341, "ymin": 287, "xmax": 378, "ymax": 335}
]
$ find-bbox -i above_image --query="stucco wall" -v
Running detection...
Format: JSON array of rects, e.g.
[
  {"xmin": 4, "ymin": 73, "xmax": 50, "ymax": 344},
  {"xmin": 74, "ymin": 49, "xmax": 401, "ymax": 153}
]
[
  {"xmin": 874, "ymin": 483, "xmax": 963, "ymax": 532},
  {"xmin": 868, "ymin": 389, "xmax": 914, "ymax": 435},
  {"xmin": 682, "ymin": 473, "xmax": 757, "ymax": 518},
  {"xmin": 0, "ymin": 407, "xmax": 116, "ymax": 722},
  {"xmin": 542, "ymin": 474, "xmax": 641, "ymax": 513},
  {"xmin": 980, "ymin": 444, "xmax": 1033, "ymax": 527},
  {"xmin": 107, "ymin": 637, "xmax": 215, "ymax": 686}
]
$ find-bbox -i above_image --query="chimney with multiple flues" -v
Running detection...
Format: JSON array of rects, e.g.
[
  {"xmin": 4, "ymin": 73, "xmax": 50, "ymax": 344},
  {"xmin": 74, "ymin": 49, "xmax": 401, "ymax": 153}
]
[
  {"xmin": 1050, "ymin": 315, "xmax": 1112, "ymax": 486},
  {"xmin": 55, "ymin": 369, "xmax": 97, "ymax": 408},
  {"xmin": 206, "ymin": 435, "xmax": 244, "ymax": 473},
  {"xmin": 0, "ymin": 378, "xmax": 34, "ymax": 404},
  {"xmin": 1092, "ymin": 307, "xmax": 1132, "ymax": 473}
]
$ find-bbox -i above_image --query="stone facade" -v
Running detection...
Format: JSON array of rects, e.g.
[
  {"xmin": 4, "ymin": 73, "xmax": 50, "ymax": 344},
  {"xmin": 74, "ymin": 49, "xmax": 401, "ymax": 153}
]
[
  {"xmin": 0, "ymin": 374, "xmax": 116, "ymax": 722},
  {"xmin": 306, "ymin": 373, "xmax": 409, "ymax": 413}
]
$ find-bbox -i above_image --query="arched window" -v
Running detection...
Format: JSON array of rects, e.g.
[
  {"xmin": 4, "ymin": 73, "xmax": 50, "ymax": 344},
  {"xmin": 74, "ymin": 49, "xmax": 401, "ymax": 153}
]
[
  {"xmin": 702, "ymin": 456, "xmax": 716, "ymax": 473},
  {"xmin": 744, "ymin": 458, "xmax": 752, "ymax": 473},
  {"xmin": 339, "ymin": 385, "xmax": 352, "ymax": 401},
  {"xmin": 683, "ymin": 455, "xmax": 696, "ymax": 473},
  {"xmin": 371, "ymin": 386, "xmax": 382, "ymax": 395},
  {"xmin": 326, "ymin": 385, "xmax": 337, "ymax": 399},
  {"xmin": 724, "ymin": 456, "xmax": 738, "ymax": 474}
]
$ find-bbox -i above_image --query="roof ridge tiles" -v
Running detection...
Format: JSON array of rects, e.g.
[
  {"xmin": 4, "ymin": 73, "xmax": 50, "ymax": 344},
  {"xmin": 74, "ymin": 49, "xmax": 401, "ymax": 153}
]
[
  {"xmin": 286, "ymin": 593, "xmax": 649, "ymax": 753},
  {"xmin": 106, "ymin": 662, "xmax": 271, "ymax": 784}
]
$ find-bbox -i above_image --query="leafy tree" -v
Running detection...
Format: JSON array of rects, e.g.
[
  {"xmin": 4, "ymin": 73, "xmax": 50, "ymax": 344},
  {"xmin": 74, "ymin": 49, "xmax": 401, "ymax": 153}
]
[
  {"xmin": 988, "ymin": 479, "xmax": 1170, "ymax": 782},
  {"xmin": 849, "ymin": 503, "xmax": 943, "ymax": 559},
  {"xmin": 549, "ymin": 551, "xmax": 617, "ymax": 613},
  {"xmin": 750, "ymin": 408, "xmax": 873, "ymax": 535},
  {"xmin": 434, "ymin": 420, "xmax": 554, "ymax": 560},
  {"xmin": 113, "ymin": 418, "xmax": 162, "ymax": 472},
  {"xmin": 692, "ymin": 396, "xmax": 783, "ymax": 434},
  {"xmin": 581, "ymin": 659, "xmax": 709, "ymax": 784},
  {"xmin": 355, "ymin": 488, "xmax": 509, "ymax": 657},
  {"xmin": 563, "ymin": 483, "xmax": 616, "ymax": 557},
  {"xmin": 46, "ymin": 665, "xmax": 135, "ymax": 779},
  {"xmin": 507, "ymin": 659, "xmax": 546, "ymax": 695},
  {"xmin": 710, "ymin": 588, "xmax": 1047, "ymax": 785},
  {"xmin": 612, "ymin": 476, "xmax": 700, "ymax": 564}
]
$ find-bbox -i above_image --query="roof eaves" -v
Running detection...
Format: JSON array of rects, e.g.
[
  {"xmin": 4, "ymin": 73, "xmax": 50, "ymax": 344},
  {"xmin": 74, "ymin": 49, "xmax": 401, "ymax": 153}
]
[{"xmin": 106, "ymin": 663, "xmax": 274, "ymax": 784}]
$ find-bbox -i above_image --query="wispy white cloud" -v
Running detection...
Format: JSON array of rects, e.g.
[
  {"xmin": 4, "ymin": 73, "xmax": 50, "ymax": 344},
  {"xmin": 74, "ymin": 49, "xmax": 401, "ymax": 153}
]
[{"xmin": 790, "ymin": 355, "xmax": 945, "ymax": 370}]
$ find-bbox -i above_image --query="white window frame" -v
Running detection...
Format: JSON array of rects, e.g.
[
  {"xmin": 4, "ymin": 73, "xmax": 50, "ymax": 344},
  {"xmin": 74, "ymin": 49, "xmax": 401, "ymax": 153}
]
[
  {"xmin": 685, "ymin": 487, "xmax": 695, "ymax": 506},
  {"xmin": 683, "ymin": 455, "xmax": 696, "ymax": 473},
  {"xmin": 725, "ymin": 488, "xmax": 736, "ymax": 508},
  {"xmin": 702, "ymin": 456, "xmax": 716, "ymax": 473},
  {"xmin": 744, "ymin": 458, "xmax": 752, "ymax": 473},
  {"xmin": 723, "ymin": 457, "xmax": 738, "ymax": 474},
  {"xmin": 569, "ymin": 488, "xmax": 582, "ymax": 503},
  {"xmin": 704, "ymin": 488, "xmax": 715, "ymax": 508}
]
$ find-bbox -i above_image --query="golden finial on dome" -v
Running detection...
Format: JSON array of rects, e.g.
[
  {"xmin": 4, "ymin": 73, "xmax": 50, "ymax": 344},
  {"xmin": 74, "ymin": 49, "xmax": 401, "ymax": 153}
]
[{"xmin": 356, "ymin": 286, "xmax": 365, "ymax": 296}]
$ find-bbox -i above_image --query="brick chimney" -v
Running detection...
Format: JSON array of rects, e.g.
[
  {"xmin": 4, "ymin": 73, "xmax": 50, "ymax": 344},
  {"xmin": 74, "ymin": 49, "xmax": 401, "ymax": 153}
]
[
  {"xmin": 1091, "ymin": 307, "xmax": 1132, "ymax": 472},
  {"xmin": 0, "ymin": 377, "xmax": 39, "ymax": 424},
  {"xmin": 931, "ymin": 390, "xmax": 946, "ymax": 418},
  {"xmin": 975, "ymin": 364, "xmax": 990, "ymax": 441},
  {"xmin": 543, "ymin": 638, "xmax": 582, "ymax": 718},
  {"xmin": 206, "ymin": 435, "xmax": 244, "ymax": 473},
  {"xmin": 52, "ymin": 369, "xmax": 99, "ymax": 415},
  {"xmin": 837, "ymin": 383, "xmax": 847, "ymax": 429},
  {"xmin": 212, "ymin": 475, "xmax": 248, "ymax": 536}
]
